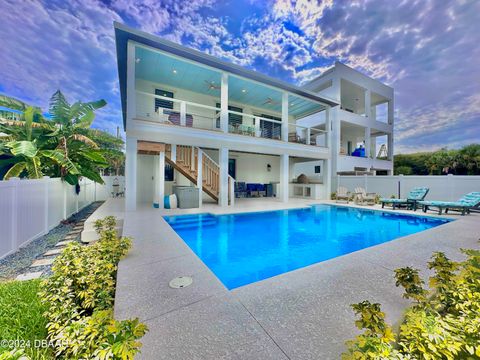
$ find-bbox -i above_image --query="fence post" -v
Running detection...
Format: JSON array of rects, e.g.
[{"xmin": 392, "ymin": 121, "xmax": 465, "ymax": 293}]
[
  {"xmin": 63, "ymin": 182, "xmax": 67, "ymax": 220},
  {"xmin": 447, "ymin": 174, "xmax": 454, "ymax": 201},
  {"xmin": 398, "ymin": 174, "xmax": 403, "ymax": 199},
  {"xmin": 10, "ymin": 177, "xmax": 19, "ymax": 252},
  {"xmin": 43, "ymin": 176, "xmax": 49, "ymax": 234}
]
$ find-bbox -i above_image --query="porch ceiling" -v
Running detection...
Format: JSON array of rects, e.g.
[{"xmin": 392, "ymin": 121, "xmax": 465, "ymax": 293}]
[{"xmin": 135, "ymin": 47, "xmax": 325, "ymax": 118}]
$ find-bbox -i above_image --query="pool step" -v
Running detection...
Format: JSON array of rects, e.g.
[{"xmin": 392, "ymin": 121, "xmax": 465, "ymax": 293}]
[{"xmin": 166, "ymin": 215, "xmax": 218, "ymax": 230}]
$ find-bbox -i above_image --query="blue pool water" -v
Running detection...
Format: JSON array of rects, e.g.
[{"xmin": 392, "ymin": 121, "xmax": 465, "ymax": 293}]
[{"xmin": 164, "ymin": 205, "xmax": 449, "ymax": 289}]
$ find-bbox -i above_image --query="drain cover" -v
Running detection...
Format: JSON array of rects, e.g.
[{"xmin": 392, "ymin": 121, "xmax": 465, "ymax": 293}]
[{"xmin": 169, "ymin": 276, "xmax": 193, "ymax": 289}]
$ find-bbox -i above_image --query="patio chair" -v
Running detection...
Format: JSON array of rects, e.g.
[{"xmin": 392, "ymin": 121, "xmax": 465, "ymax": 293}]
[
  {"xmin": 380, "ymin": 187, "xmax": 429, "ymax": 210},
  {"xmin": 234, "ymin": 182, "xmax": 247, "ymax": 198},
  {"xmin": 354, "ymin": 187, "xmax": 377, "ymax": 206},
  {"xmin": 418, "ymin": 192, "xmax": 480, "ymax": 215},
  {"xmin": 335, "ymin": 187, "xmax": 350, "ymax": 203}
]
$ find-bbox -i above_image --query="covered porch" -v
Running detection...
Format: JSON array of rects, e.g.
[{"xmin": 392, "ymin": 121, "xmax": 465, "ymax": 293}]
[
  {"xmin": 130, "ymin": 43, "xmax": 331, "ymax": 147},
  {"xmin": 125, "ymin": 140, "xmax": 331, "ymax": 211}
]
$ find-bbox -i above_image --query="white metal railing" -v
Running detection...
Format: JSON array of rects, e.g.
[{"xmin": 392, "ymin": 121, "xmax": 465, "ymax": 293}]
[
  {"xmin": 135, "ymin": 90, "xmax": 328, "ymax": 147},
  {"xmin": 288, "ymin": 123, "xmax": 327, "ymax": 147}
]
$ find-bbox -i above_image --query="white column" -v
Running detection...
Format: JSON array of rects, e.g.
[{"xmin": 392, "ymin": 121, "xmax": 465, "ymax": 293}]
[
  {"xmin": 219, "ymin": 147, "xmax": 229, "ymax": 207},
  {"xmin": 171, "ymin": 144, "xmax": 177, "ymax": 162},
  {"xmin": 180, "ymin": 101, "xmax": 186, "ymax": 126},
  {"xmin": 364, "ymin": 89, "xmax": 371, "ymax": 118},
  {"xmin": 281, "ymin": 92, "xmax": 289, "ymax": 142},
  {"xmin": 254, "ymin": 116, "xmax": 260, "ymax": 137},
  {"xmin": 364, "ymin": 127, "xmax": 371, "ymax": 158},
  {"xmin": 325, "ymin": 106, "xmax": 333, "ymax": 197},
  {"xmin": 220, "ymin": 72, "xmax": 229, "ymax": 133},
  {"xmin": 279, "ymin": 154, "xmax": 289, "ymax": 203},
  {"xmin": 125, "ymin": 136, "xmax": 138, "ymax": 211},
  {"xmin": 388, "ymin": 98, "xmax": 394, "ymax": 125},
  {"xmin": 157, "ymin": 152, "xmax": 165, "ymax": 209},
  {"xmin": 126, "ymin": 41, "xmax": 136, "ymax": 126},
  {"xmin": 197, "ymin": 149, "xmax": 203, "ymax": 207},
  {"xmin": 387, "ymin": 133, "xmax": 394, "ymax": 161}
]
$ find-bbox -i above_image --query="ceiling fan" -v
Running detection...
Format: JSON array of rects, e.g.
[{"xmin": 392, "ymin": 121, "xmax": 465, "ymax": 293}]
[
  {"xmin": 262, "ymin": 97, "xmax": 279, "ymax": 105},
  {"xmin": 204, "ymin": 80, "xmax": 220, "ymax": 91}
]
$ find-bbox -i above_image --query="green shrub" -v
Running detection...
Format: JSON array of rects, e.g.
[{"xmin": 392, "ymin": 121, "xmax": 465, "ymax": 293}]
[
  {"xmin": 39, "ymin": 216, "xmax": 147, "ymax": 359},
  {"xmin": 0, "ymin": 279, "xmax": 50, "ymax": 359},
  {"xmin": 343, "ymin": 245, "xmax": 480, "ymax": 359}
]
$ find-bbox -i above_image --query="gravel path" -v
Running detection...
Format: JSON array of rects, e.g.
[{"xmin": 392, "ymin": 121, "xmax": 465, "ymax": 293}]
[{"xmin": 0, "ymin": 201, "xmax": 103, "ymax": 281}]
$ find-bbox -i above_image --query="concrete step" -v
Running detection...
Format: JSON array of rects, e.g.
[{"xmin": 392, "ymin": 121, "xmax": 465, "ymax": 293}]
[
  {"xmin": 44, "ymin": 248, "xmax": 64, "ymax": 256},
  {"xmin": 31, "ymin": 258, "xmax": 55, "ymax": 267},
  {"xmin": 56, "ymin": 240, "xmax": 74, "ymax": 247},
  {"xmin": 16, "ymin": 271, "xmax": 43, "ymax": 281}
]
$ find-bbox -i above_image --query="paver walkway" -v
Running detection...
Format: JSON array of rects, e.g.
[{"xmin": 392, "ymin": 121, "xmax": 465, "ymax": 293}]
[{"xmin": 115, "ymin": 201, "xmax": 479, "ymax": 359}]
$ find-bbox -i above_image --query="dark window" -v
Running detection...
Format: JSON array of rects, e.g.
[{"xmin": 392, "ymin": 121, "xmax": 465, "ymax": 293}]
[
  {"xmin": 165, "ymin": 163, "xmax": 174, "ymax": 181},
  {"xmin": 228, "ymin": 159, "xmax": 236, "ymax": 179},
  {"xmin": 314, "ymin": 165, "xmax": 321, "ymax": 174},
  {"xmin": 216, "ymin": 103, "xmax": 243, "ymax": 128},
  {"xmin": 155, "ymin": 89, "xmax": 174, "ymax": 112},
  {"xmin": 259, "ymin": 114, "xmax": 281, "ymax": 139}
]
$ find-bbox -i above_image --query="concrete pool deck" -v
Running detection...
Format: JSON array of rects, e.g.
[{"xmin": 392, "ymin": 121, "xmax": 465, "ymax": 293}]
[{"xmin": 113, "ymin": 199, "xmax": 479, "ymax": 359}]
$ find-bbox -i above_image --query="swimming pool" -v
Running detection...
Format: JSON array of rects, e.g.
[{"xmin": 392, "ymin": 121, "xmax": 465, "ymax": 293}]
[{"xmin": 164, "ymin": 205, "xmax": 449, "ymax": 289}]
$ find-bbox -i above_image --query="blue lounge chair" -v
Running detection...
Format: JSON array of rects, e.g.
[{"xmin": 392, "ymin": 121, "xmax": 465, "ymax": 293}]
[
  {"xmin": 380, "ymin": 187, "xmax": 429, "ymax": 210},
  {"xmin": 418, "ymin": 192, "xmax": 480, "ymax": 215}
]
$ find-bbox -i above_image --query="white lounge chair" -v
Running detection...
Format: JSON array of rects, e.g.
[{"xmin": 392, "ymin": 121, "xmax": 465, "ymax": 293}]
[
  {"xmin": 335, "ymin": 187, "xmax": 350, "ymax": 203},
  {"xmin": 354, "ymin": 187, "xmax": 377, "ymax": 206}
]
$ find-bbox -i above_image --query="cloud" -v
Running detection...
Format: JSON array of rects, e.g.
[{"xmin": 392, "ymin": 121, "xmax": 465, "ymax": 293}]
[{"xmin": 0, "ymin": 0, "xmax": 478, "ymax": 151}]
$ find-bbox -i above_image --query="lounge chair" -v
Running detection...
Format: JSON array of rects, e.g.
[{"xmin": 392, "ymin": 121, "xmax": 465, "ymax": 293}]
[
  {"xmin": 354, "ymin": 187, "xmax": 377, "ymax": 205},
  {"xmin": 418, "ymin": 192, "xmax": 480, "ymax": 215},
  {"xmin": 335, "ymin": 187, "xmax": 350, "ymax": 203},
  {"xmin": 380, "ymin": 187, "xmax": 429, "ymax": 210}
]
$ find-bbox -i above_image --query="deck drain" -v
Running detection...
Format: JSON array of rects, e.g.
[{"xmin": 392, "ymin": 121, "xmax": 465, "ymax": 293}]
[{"xmin": 169, "ymin": 276, "xmax": 193, "ymax": 289}]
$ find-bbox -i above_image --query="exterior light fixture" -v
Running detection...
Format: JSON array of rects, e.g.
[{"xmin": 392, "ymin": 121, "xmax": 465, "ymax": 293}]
[
  {"xmin": 242, "ymin": 89, "xmax": 246, "ymax": 93},
  {"xmin": 267, "ymin": 164, "xmax": 272, "ymax": 172},
  {"xmin": 173, "ymin": 69, "xmax": 177, "ymax": 74}
]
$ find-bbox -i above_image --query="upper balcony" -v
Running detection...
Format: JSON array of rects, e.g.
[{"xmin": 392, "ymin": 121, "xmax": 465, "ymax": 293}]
[{"xmin": 126, "ymin": 42, "xmax": 333, "ymax": 156}]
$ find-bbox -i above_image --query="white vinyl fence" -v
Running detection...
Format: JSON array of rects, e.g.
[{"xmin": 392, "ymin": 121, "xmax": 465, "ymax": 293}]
[
  {"xmin": 337, "ymin": 174, "xmax": 480, "ymax": 201},
  {"xmin": 0, "ymin": 176, "xmax": 124, "ymax": 260}
]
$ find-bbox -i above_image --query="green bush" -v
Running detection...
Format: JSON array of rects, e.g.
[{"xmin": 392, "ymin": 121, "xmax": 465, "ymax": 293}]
[
  {"xmin": 0, "ymin": 279, "xmax": 51, "ymax": 359},
  {"xmin": 343, "ymin": 246, "xmax": 480, "ymax": 359},
  {"xmin": 39, "ymin": 216, "xmax": 147, "ymax": 359}
]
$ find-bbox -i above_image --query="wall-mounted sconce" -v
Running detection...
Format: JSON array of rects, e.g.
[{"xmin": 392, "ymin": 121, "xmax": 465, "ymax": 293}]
[{"xmin": 267, "ymin": 164, "xmax": 271, "ymax": 172}]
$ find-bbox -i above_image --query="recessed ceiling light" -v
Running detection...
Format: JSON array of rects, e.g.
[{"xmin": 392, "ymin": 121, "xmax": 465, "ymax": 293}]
[
  {"xmin": 241, "ymin": 89, "xmax": 246, "ymax": 93},
  {"xmin": 173, "ymin": 69, "xmax": 177, "ymax": 74},
  {"xmin": 135, "ymin": 58, "xmax": 141, "ymax": 63}
]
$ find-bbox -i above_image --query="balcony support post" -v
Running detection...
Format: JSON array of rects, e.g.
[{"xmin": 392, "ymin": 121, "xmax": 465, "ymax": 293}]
[
  {"xmin": 219, "ymin": 147, "xmax": 229, "ymax": 207},
  {"xmin": 281, "ymin": 92, "xmax": 289, "ymax": 142},
  {"xmin": 364, "ymin": 127, "xmax": 371, "ymax": 158},
  {"xmin": 220, "ymin": 72, "xmax": 229, "ymax": 133},
  {"xmin": 180, "ymin": 101, "xmax": 186, "ymax": 126},
  {"xmin": 279, "ymin": 154, "xmax": 289, "ymax": 202}
]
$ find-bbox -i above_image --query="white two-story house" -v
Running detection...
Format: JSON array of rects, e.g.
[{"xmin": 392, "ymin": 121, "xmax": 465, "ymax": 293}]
[{"xmin": 114, "ymin": 23, "xmax": 394, "ymax": 210}]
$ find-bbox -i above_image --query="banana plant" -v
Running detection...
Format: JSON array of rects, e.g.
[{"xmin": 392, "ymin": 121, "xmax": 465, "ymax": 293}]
[
  {"xmin": 48, "ymin": 90, "xmax": 108, "ymax": 184},
  {"xmin": 0, "ymin": 107, "xmax": 77, "ymax": 179}
]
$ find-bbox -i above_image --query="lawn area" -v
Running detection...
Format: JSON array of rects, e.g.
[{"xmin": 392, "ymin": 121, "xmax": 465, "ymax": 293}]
[{"xmin": 0, "ymin": 279, "xmax": 52, "ymax": 359}]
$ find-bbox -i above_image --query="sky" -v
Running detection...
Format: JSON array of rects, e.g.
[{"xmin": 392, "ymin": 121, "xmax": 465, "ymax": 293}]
[{"xmin": 0, "ymin": 0, "xmax": 479, "ymax": 154}]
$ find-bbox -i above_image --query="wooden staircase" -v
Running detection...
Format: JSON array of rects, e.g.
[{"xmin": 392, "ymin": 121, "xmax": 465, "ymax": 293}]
[{"xmin": 165, "ymin": 144, "xmax": 224, "ymax": 203}]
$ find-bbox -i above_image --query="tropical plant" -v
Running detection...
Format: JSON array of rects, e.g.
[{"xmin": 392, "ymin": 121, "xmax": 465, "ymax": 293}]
[
  {"xmin": 0, "ymin": 91, "xmax": 109, "ymax": 184},
  {"xmin": 343, "ymin": 245, "xmax": 480, "ymax": 359},
  {"xmin": 39, "ymin": 216, "xmax": 147, "ymax": 359},
  {"xmin": 47, "ymin": 90, "xmax": 108, "ymax": 184},
  {"xmin": 0, "ymin": 107, "xmax": 77, "ymax": 180}
]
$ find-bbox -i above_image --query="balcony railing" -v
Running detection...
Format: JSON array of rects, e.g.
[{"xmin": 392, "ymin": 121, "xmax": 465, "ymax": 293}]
[{"xmin": 135, "ymin": 90, "xmax": 327, "ymax": 147}]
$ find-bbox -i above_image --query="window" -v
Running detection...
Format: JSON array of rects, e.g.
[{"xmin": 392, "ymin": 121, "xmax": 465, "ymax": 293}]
[
  {"xmin": 165, "ymin": 163, "xmax": 174, "ymax": 181},
  {"xmin": 215, "ymin": 104, "xmax": 243, "ymax": 128},
  {"xmin": 155, "ymin": 89, "xmax": 174, "ymax": 112},
  {"xmin": 259, "ymin": 114, "xmax": 281, "ymax": 139},
  {"xmin": 314, "ymin": 165, "xmax": 321, "ymax": 174}
]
